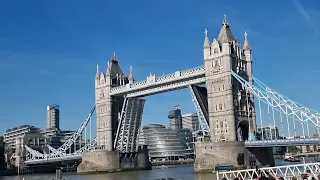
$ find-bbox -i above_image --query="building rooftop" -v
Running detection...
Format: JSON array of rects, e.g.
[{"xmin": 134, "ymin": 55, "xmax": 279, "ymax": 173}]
[
  {"xmin": 182, "ymin": 113, "xmax": 197, "ymax": 117},
  {"xmin": 5, "ymin": 125, "xmax": 38, "ymax": 133},
  {"xmin": 142, "ymin": 124, "xmax": 166, "ymax": 129}
]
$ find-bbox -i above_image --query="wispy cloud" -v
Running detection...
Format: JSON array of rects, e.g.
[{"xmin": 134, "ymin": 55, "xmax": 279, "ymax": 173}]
[{"xmin": 292, "ymin": 0, "xmax": 318, "ymax": 37}]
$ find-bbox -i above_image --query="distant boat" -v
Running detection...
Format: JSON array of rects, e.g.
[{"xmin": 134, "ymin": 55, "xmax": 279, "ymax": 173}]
[
  {"xmin": 284, "ymin": 153, "xmax": 300, "ymax": 162},
  {"xmin": 160, "ymin": 165, "xmax": 168, "ymax": 169},
  {"xmin": 155, "ymin": 178, "xmax": 175, "ymax": 180}
]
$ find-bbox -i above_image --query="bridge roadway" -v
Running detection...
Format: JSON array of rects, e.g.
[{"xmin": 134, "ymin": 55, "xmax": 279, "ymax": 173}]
[
  {"xmin": 245, "ymin": 138, "xmax": 320, "ymax": 147},
  {"xmin": 25, "ymin": 154, "xmax": 82, "ymax": 165},
  {"xmin": 24, "ymin": 138, "xmax": 320, "ymax": 165},
  {"xmin": 109, "ymin": 66, "xmax": 206, "ymax": 97}
]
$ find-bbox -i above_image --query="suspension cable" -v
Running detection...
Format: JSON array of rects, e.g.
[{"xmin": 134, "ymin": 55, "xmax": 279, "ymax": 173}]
[
  {"xmin": 90, "ymin": 114, "xmax": 92, "ymax": 142},
  {"xmin": 246, "ymin": 88, "xmax": 251, "ymax": 141},
  {"xmin": 293, "ymin": 114, "xmax": 297, "ymax": 137},
  {"xmin": 286, "ymin": 106, "xmax": 291, "ymax": 137},
  {"xmin": 258, "ymin": 98, "xmax": 264, "ymax": 140},
  {"xmin": 271, "ymin": 104, "xmax": 277, "ymax": 139},
  {"xmin": 280, "ymin": 112, "xmax": 284, "ymax": 138},
  {"xmin": 267, "ymin": 103, "xmax": 272, "ymax": 140},
  {"xmin": 79, "ymin": 133, "xmax": 81, "ymax": 151},
  {"xmin": 301, "ymin": 113, "xmax": 305, "ymax": 137},
  {"xmin": 85, "ymin": 126, "xmax": 87, "ymax": 148}
]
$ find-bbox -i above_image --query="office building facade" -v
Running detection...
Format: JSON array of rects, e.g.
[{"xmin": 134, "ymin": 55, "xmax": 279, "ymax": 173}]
[
  {"xmin": 3, "ymin": 125, "xmax": 41, "ymax": 149},
  {"xmin": 47, "ymin": 104, "xmax": 60, "ymax": 130},
  {"xmin": 256, "ymin": 126, "xmax": 279, "ymax": 140},
  {"xmin": 182, "ymin": 113, "xmax": 199, "ymax": 131},
  {"xmin": 168, "ymin": 106, "xmax": 182, "ymax": 130}
]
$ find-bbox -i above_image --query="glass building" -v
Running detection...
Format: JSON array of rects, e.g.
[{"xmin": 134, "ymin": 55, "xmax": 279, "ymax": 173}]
[
  {"xmin": 168, "ymin": 106, "xmax": 182, "ymax": 130},
  {"xmin": 142, "ymin": 124, "xmax": 187, "ymax": 162}
]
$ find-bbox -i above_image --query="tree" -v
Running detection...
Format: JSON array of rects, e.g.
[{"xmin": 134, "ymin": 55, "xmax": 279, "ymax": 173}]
[
  {"xmin": 0, "ymin": 136, "xmax": 5, "ymax": 170},
  {"xmin": 287, "ymin": 146, "xmax": 299, "ymax": 153}
]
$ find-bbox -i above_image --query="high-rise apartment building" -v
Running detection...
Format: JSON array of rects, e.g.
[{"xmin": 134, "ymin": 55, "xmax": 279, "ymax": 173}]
[
  {"xmin": 168, "ymin": 106, "xmax": 182, "ymax": 130},
  {"xmin": 47, "ymin": 104, "xmax": 60, "ymax": 130},
  {"xmin": 182, "ymin": 113, "xmax": 199, "ymax": 131}
]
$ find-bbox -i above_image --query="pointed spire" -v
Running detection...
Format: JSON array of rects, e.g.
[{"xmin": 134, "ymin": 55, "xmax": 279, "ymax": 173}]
[
  {"xmin": 222, "ymin": 14, "xmax": 229, "ymax": 27},
  {"xmin": 111, "ymin": 52, "xmax": 118, "ymax": 62},
  {"xmin": 243, "ymin": 31, "xmax": 251, "ymax": 51},
  {"xmin": 95, "ymin": 64, "xmax": 100, "ymax": 79},
  {"xmin": 106, "ymin": 61, "xmax": 111, "ymax": 76},
  {"xmin": 128, "ymin": 65, "xmax": 134, "ymax": 83},
  {"xmin": 203, "ymin": 28, "xmax": 210, "ymax": 49},
  {"xmin": 217, "ymin": 14, "xmax": 235, "ymax": 43}
]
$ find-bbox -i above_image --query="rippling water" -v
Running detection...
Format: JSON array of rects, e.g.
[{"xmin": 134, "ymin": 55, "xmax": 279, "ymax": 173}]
[
  {"xmin": 1, "ymin": 158, "xmax": 316, "ymax": 180},
  {"xmin": 0, "ymin": 165, "xmax": 215, "ymax": 180}
]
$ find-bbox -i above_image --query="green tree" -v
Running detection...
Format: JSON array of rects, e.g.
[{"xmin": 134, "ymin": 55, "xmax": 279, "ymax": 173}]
[
  {"xmin": 0, "ymin": 136, "xmax": 5, "ymax": 170},
  {"xmin": 287, "ymin": 146, "xmax": 299, "ymax": 153}
]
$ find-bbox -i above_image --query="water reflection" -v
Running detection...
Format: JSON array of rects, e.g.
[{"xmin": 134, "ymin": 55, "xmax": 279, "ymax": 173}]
[
  {"xmin": 1, "ymin": 165, "xmax": 216, "ymax": 180},
  {"xmin": 1, "ymin": 159, "xmax": 314, "ymax": 180}
]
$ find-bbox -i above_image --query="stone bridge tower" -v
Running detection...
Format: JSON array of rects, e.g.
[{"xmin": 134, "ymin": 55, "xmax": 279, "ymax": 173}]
[
  {"xmin": 195, "ymin": 16, "xmax": 258, "ymax": 172},
  {"xmin": 95, "ymin": 53, "xmax": 128, "ymax": 150},
  {"xmin": 204, "ymin": 16, "xmax": 256, "ymax": 143}
]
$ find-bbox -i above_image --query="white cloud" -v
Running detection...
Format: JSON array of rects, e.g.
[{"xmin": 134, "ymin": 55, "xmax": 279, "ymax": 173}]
[{"xmin": 292, "ymin": 0, "xmax": 318, "ymax": 36}]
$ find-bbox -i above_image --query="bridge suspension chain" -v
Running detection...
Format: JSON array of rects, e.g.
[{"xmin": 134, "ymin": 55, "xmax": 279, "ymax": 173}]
[
  {"xmin": 24, "ymin": 106, "xmax": 97, "ymax": 159},
  {"xmin": 253, "ymin": 76, "xmax": 320, "ymax": 127},
  {"xmin": 52, "ymin": 106, "xmax": 96, "ymax": 156},
  {"xmin": 233, "ymin": 71, "xmax": 320, "ymax": 127},
  {"xmin": 232, "ymin": 71, "xmax": 319, "ymax": 140}
]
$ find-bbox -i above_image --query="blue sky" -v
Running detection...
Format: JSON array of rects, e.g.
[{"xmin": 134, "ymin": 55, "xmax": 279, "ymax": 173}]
[{"xmin": 1, "ymin": 0, "xmax": 320, "ymax": 136}]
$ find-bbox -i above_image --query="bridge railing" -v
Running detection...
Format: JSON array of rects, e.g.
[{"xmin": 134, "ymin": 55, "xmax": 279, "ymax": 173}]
[
  {"xmin": 216, "ymin": 162, "xmax": 320, "ymax": 180},
  {"xmin": 110, "ymin": 66, "xmax": 205, "ymax": 95},
  {"xmin": 245, "ymin": 138, "xmax": 320, "ymax": 147}
]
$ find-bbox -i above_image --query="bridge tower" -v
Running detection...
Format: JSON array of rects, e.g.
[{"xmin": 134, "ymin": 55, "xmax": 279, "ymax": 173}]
[
  {"xmin": 204, "ymin": 15, "xmax": 256, "ymax": 143},
  {"xmin": 95, "ymin": 53, "xmax": 127, "ymax": 150},
  {"xmin": 194, "ymin": 16, "xmax": 269, "ymax": 172},
  {"xmin": 78, "ymin": 54, "xmax": 151, "ymax": 173}
]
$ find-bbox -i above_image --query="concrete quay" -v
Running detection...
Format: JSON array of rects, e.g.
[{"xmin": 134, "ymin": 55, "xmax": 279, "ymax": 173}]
[{"xmin": 77, "ymin": 146, "xmax": 151, "ymax": 174}]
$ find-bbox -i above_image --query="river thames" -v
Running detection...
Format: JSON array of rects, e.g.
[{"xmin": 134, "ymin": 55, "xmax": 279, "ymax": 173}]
[{"xmin": 0, "ymin": 159, "xmax": 312, "ymax": 180}]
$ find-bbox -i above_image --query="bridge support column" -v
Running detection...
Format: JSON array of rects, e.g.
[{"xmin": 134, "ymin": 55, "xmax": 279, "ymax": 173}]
[
  {"xmin": 77, "ymin": 146, "xmax": 151, "ymax": 174},
  {"xmin": 245, "ymin": 147, "xmax": 275, "ymax": 168},
  {"xmin": 77, "ymin": 150, "xmax": 120, "ymax": 173},
  {"xmin": 194, "ymin": 141, "xmax": 246, "ymax": 172},
  {"xmin": 194, "ymin": 141, "xmax": 275, "ymax": 172}
]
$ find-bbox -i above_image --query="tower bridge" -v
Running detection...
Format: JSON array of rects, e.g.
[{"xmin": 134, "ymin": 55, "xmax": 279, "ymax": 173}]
[{"xmin": 19, "ymin": 15, "xmax": 320, "ymax": 173}]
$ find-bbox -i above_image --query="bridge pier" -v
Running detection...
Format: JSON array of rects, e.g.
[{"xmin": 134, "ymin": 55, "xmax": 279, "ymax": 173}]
[
  {"xmin": 194, "ymin": 141, "xmax": 246, "ymax": 172},
  {"xmin": 194, "ymin": 141, "xmax": 275, "ymax": 172},
  {"xmin": 77, "ymin": 146, "xmax": 151, "ymax": 174},
  {"xmin": 245, "ymin": 147, "xmax": 275, "ymax": 169}
]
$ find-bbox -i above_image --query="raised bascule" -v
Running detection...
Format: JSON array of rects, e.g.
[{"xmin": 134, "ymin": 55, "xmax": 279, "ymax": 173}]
[{"xmin": 19, "ymin": 15, "xmax": 320, "ymax": 174}]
